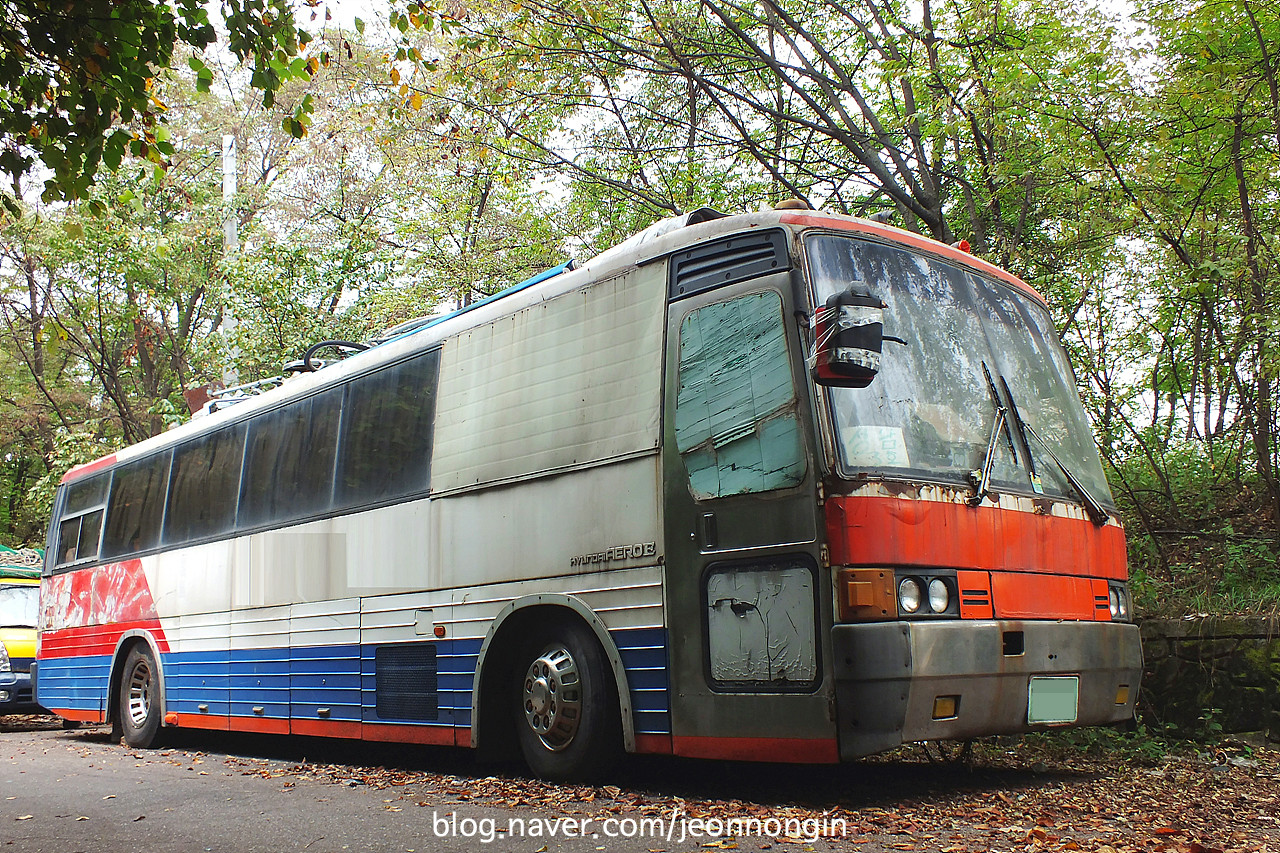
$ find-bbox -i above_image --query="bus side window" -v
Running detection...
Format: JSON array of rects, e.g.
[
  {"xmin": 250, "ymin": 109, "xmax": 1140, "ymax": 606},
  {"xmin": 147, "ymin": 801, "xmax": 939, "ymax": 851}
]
[
  {"xmin": 164, "ymin": 422, "xmax": 247, "ymax": 545},
  {"xmin": 55, "ymin": 473, "xmax": 109, "ymax": 567},
  {"xmin": 335, "ymin": 350, "xmax": 440, "ymax": 507},
  {"xmin": 674, "ymin": 291, "xmax": 806, "ymax": 499},
  {"xmin": 239, "ymin": 386, "xmax": 341, "ymax": 528},
  {"xmin": 101, "ymin": 451, "xmax": 171, "ymax": 559}
]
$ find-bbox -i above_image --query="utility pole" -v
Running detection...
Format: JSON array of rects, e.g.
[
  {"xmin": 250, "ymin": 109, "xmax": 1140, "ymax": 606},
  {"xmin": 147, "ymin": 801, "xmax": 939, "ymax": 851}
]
[
  {"xmin": 222, "ymin": 134, "xmax": 238, "ymax": 253},
  {"xmin": 222, "ymin": 134, "xmax": 240, "ymax": 386}
]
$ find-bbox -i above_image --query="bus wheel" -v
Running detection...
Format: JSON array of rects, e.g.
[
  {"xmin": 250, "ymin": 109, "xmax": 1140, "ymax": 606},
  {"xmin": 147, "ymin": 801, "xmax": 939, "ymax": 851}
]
[
  {"xmin": 118, "ymin": 645, "xmax": 163, "ymax": 748},
  {"xmin": 515, "ymin": 620, "xmax": 620, "ymax": 781}
]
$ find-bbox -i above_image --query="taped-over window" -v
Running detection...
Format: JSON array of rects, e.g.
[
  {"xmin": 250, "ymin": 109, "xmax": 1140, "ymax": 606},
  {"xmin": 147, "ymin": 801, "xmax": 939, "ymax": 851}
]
[{"xmin": 675, "ymin": 291, "xmax": 805, "ymax": 499}]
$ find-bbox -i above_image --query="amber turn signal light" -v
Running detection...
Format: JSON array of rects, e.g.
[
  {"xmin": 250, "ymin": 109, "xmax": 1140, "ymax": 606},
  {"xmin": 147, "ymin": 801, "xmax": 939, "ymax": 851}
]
[
  {"xmin": 837, "ymin": 568, "xmax": 896, "ymax": 621},
  {"xmin": 932, "ymin": 695, "xmax": 960, "ymax": 720}
]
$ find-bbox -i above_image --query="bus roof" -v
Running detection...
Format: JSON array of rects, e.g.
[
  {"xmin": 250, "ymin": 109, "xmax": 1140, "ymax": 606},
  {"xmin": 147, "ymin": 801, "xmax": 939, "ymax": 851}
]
[{"xmin": 60, "ymin": 208, "xmax": 1048, "ymax": 486}]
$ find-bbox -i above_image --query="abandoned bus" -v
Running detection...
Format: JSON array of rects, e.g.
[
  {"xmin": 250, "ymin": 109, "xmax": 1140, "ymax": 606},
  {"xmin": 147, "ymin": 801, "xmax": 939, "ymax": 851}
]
[{"xmin": 35, "ymin": 207, "xmax": 1142, "ymax": 780}]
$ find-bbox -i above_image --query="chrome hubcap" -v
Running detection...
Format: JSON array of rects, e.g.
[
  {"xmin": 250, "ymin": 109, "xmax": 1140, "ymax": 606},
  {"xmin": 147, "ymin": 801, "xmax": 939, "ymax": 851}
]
[
  {"xmin": 126, "ymin": 659, "xmax": 152, "ymax": 728},
  {"xmin": 522, "ymin": 646, "xmax": 582, "ymax": 751}
]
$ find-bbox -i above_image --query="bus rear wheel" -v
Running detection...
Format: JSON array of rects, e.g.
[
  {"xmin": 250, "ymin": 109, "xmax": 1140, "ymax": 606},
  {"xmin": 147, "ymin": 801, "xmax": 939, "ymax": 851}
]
[
  {"xmin": 118, "ymin": 645, "xmax": 163, "ymax": 748},
  {"xmin": 515, "ymin": 620, "xmax": 620, "ymax": 782}
]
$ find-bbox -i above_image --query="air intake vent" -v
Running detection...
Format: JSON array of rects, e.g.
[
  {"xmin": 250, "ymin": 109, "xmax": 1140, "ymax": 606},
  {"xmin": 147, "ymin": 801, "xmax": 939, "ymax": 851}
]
[
  {"xmin": 669, "ymin": 230, "xmax": 789, "ymax": 300},
  {"xmin": 375, "ymin": 643, "xmax": 438, "ymax": 721}
]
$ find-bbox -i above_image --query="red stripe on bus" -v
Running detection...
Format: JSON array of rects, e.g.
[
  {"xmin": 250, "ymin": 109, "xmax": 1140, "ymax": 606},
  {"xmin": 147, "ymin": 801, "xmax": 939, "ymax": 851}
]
[
  {"xmin": 48, "ymin": 708, "xmax": 105, "ymax": 723},
  {"xmin": 672, "ymin": 735, "xmax": 839, "ymax": 764},
  {"xmin": 362, "ymin": 723, "xmax": 458, "ymax": 746},
  {"xmin": 989, "ymin": 573, "xmax": 1101, "ymax": 621},
  {"xmin": 826, "ymin": 495, "xmax": 1127, "ymax": 580},
  {"xmin": 172, "ymin": 713, "xmax": 229, "ymax": 731},
  {"xmin": 39, "ymin": 619, "xmax": 169, "ymax": 659},
  {"xmin": 290, "ymin": 718, "xmax": 364, "ymax": 739},
  {"xmin": 226, "ymin": 716, "xmax": 290, "ymax": 735},
  {"xmin": 779, "ymin": 212, "xmax": 1047, "ymax": 306},
  {"xmin": 633, "ymin": 734, "xmax": 673, "ymax": 754},
  {"xmin": 61, "ymin": 454, "xmax": 118, "ymax": 484}
]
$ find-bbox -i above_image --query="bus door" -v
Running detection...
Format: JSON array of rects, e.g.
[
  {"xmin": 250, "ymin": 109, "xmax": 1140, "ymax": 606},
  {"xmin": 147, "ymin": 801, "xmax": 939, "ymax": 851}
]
[{"xmin": 661, "ymin": 239, "xmax": 836, "ymax": 762}]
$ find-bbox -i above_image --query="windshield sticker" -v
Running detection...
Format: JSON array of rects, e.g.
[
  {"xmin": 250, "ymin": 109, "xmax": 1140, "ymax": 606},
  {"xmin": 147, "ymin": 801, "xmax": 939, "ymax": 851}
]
[{"xmin": 842, "ymin": 426, "xmax": 910, "ymax": 468}]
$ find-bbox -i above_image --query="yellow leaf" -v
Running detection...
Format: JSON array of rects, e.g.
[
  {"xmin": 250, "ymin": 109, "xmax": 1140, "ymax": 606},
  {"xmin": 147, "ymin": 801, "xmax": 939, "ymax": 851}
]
[
  {"xmin": 390, "ymin": 67, "xmax": 401, "ymax": 85},
  {"xmin": 399, "ymin": 83, "xmax": 409, "ymax": 97},
  {"xmin": 410, "ymin": 92, "xmax": 423, "ymax": 110}
]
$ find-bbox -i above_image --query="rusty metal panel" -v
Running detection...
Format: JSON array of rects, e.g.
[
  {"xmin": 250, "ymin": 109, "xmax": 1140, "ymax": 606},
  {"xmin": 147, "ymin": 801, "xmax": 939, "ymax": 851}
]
[{"xmin": 705, "ymin": 562, "xmax": 817, "ymax": 686}]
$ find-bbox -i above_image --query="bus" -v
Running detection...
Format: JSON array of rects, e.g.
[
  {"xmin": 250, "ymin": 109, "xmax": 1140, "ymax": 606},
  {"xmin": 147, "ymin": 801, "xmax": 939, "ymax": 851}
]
[{"xmin": 35, "ymin": 206, "xmax": 1143, "ymax": 780}]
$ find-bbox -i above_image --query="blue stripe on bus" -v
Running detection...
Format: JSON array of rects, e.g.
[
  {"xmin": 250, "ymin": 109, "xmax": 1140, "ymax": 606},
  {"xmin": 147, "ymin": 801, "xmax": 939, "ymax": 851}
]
[
  {"xmin": 33, "ymin": 654, "xmax": 112, "ymax": 712},
  {"xmin": 614, "ymin": 627, "xmax": 671, "ymax": 734},
  {"xmin": 37, "ymin": 626, "xmax": 672, "ymax": 734}
]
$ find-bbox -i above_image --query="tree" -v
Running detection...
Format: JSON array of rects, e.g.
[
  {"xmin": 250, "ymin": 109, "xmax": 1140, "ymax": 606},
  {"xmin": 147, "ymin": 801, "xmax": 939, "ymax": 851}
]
[
  {"xmin": 0, "ymin": 0, "xmax": 318, "ymax": 212},
  {"xmin": 405, "ymin": 0, "xmax": 1130, "ymax": 279},
  {"xmin": 1065, "ymin": 0, "xmax": 1280, "ymax": 532}
]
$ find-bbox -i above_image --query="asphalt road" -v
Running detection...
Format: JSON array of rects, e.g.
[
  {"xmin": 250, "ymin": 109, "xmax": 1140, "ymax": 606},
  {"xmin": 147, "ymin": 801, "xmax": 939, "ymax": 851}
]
[
  {"xmin": 2, "ymin": 719, "xmax": 666, "ymax": 853},
  {"xmin": 3, "ymin": 716, "xmax": 1277, "ymax": 853},
  {"xmin": 2, "ymin": 718, "xmax": 867, "ymax": 853}
]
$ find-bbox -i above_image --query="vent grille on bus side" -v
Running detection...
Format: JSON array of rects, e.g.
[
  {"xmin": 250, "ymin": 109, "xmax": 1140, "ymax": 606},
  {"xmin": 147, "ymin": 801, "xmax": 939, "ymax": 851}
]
[
  {"xmin": 375, "ymin": 644, "xmax": 439, "ymax": 722},
  {"xmin": 668, "ymin": 229, "xmax": 790, "ymax": 300}
]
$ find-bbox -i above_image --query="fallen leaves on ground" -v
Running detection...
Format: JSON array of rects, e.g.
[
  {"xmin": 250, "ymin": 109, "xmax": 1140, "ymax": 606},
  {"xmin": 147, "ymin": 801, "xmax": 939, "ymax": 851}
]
[{"xmin": 203, "ymin": 737, "xmax": 1280, "ymax": 853}]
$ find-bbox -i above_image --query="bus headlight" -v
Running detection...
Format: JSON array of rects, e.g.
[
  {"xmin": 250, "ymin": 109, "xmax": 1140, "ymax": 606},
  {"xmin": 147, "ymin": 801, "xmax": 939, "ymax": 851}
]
[
  {"xmin": 898, "ymin": 577, "xmax": 922, "ymax": 614},
  {"xmin": 1107, "ymin": 584, "xmax": 1132, "ymax": 622},
  {"xmin": 0, "ymin": 642, "xmax": 9, "ymax": 673},
  {"xmin": 1105, "ymin": 584, "xmax": 1136, "ymax": 617},
  {"xmin": 927, "ymin": 578, "xmax": 950, "ymax": 613}
]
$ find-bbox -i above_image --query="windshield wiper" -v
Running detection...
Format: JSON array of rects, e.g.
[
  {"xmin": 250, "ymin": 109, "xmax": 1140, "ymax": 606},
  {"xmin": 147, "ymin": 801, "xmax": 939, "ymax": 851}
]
[
  {"xmin": 968, "ymin": 362, "xmax": 1015, "ymax": 506},
  {"xmin": 999, "ymin": 376, "xmax": 1044, "ymax": 496},
  {"xmin": 998, "ymin": 376, "xmax": 1111, "ymax": 526}
]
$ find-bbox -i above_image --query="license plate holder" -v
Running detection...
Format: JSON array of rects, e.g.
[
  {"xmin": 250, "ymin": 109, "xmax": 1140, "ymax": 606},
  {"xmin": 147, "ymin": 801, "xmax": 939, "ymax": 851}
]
[{"xmin": 1027, "ymin": 675, "xmax": 1079, "ymax": 724}]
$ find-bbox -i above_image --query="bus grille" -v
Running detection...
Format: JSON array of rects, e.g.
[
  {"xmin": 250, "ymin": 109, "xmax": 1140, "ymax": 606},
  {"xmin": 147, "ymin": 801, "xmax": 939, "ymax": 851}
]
[
  {"xmin": 375, "ymin": 644, "xmax": 439, "ymax": 722},
  {"xmin": 669, "ymin": 230, "xmax": 789, "ymax": 300}
]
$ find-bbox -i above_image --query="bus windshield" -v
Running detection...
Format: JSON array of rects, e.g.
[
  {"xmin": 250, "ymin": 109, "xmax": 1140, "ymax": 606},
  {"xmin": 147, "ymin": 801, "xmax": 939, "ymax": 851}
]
[
  {"xmin": 0, "ymin": 584, "xmax": 38, "ymax": 629},
  {"xmin": 806, "ymin": 233, "xmax": 1113, "ymax": 508}
]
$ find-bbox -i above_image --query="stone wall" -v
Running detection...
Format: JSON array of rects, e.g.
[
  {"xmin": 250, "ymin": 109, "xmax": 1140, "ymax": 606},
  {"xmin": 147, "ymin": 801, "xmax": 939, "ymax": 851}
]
[{"xmin": 1140, "ymin": 617, "xmax": 1280, "ymax": 742}]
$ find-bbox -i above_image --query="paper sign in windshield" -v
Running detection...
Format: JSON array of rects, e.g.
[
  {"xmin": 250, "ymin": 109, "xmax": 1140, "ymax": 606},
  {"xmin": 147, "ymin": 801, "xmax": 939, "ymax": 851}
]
[{"xmin": 842, "ymin": 426, "xmax": 910, "ymax": 468}]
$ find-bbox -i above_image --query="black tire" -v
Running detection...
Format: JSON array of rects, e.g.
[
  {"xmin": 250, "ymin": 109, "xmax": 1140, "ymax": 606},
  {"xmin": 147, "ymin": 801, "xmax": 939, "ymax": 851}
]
[
  {"xmin": 117, "ymin": 645, "xmax": 163, "ymax": 748},
  {"xmin": 515, "ymin": 620, "xmax": 621, "ymax": 782}
]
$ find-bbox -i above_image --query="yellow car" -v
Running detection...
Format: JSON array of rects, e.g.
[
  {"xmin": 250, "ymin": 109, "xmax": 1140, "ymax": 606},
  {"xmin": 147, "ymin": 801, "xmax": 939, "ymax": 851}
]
[{"xmin": 1, "ymin": 550, "xmax": 42, "ymax": 715}]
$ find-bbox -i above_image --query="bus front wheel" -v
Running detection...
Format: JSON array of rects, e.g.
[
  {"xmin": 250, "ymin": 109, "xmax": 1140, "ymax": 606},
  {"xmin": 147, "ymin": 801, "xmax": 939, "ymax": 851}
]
[
  {"xmin": 118, "ymin": 645, "xmax": 163, "ymax": 748},
  {"xmin": 515, "ymin": 620, "xmax": 620, "ymax": 781}
]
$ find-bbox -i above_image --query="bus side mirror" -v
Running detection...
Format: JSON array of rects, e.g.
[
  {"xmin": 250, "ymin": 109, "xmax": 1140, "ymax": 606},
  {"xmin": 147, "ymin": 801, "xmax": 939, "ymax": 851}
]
[{"xmin": 812, "ymin": 286, "xmax": 885, "ymax": 388}]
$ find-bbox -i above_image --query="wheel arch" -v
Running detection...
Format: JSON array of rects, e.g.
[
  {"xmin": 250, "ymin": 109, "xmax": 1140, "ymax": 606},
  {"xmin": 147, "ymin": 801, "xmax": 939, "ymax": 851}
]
[
  {"xmin": 471, "ymin": 594, "xmax": 635, "ymax": 754},
  {"xmin": 108, "ymin": 631, "xmax": 168, "ymax": 727}
]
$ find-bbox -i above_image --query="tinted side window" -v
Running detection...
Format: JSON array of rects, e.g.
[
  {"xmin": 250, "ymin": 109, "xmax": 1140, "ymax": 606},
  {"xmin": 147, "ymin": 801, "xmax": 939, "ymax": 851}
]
[
  {"xmin": 55, "ymin": 473, "xmax": 109, "ymax": 567},
  {"xmin": 239, "ymin": 387, "xmax": 341, "ymax": 528},
  {"xmin": 165, "ymin": 422, "xmax": 247, "ymax": 544},
  {"xmin": 102, "ymin": 452, "xmax": 171, "ymax": 558},
  {"xmin": 65, "ymin": 474, "xmax": 108, "ymax": 514},
  {"xmin": 336, "ymin": 351, "xmax": 440, "ymax": 507}
]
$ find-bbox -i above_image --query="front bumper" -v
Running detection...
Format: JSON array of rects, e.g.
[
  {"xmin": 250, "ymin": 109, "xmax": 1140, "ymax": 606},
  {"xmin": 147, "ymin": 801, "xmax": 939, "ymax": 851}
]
[
  {"xmin": 0, "ymin": 670, "xmax": 41, "ymax": 715},
  {"xmin": 833, "ymin": 620, "xmax": 1143, "ymax": 759}
]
